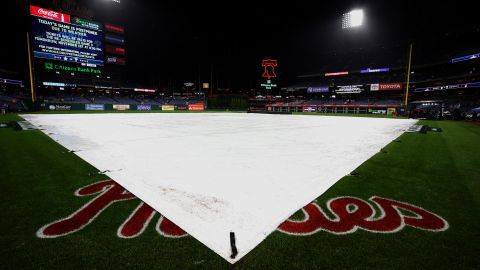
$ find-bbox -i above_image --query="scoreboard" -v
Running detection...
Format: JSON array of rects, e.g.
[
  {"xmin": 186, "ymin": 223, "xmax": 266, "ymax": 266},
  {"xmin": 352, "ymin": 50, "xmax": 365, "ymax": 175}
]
[
  {"xmin": 30, "ymin": 5, "xmax": 104, "ymax": 65},
  {"xmin": 30, "ymin": 5, "xmax": 126, "ymax": 68}
]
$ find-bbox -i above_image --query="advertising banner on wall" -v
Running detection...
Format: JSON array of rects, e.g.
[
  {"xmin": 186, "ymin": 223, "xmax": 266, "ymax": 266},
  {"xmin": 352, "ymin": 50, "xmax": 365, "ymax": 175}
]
[
  {"xmin": 307, "ymin": 86, "xmax": 329, "ymax": 93},
  {"xmin": 48, "ymin": 104, "xmax": 72, "ymax": 111},
  {"xmin": 360, "ymin": 68, "xmax": 390, "ymax": 73},
  {"xmin": 136, "ymin": 105, "xmax": 152, "ymax": 111},
  {"xmin": 176, "ymin": 105, "xmax": 188, "ymax": 110},
  {"xmin": 303, "ymin": 107, "xmax": 317, "ymax": 112},
  {"xmin": 44, "ymin": 62, "xmax": 101, "ymax": 75},
  {"xmin": 325, "ymin": 71, "xmax": 349, "ymax": 76},
  {"xmin": 106, "ymin": 45, "xmax": 126, "ymax": 56},
  {"xmin": 105, "ymin": 34, "xmax": 125, "ymax": 45},
  {"xmin": 105, "ymin": 24, "xmax": 125, "ymax": 34},
  {"xmin": 113, "ymin": 104, "xmax": 130, "ymax": 111},
  {"xmin": 335, "ymin": 85, "xmax": 364, "ymax": 94},
  {"xmin": 30, "ymin": 5, "xmax": 70, "ymax": 23},
  {"xmin": 188, "ymin": 103, "xmax": 205, "ymax": 111},
  {"xmin": 370, "ymin": 83, "xmax": 402, "ymax": 91},
  {"xmin": 415, "ymin": 81, "xmax": 480, "ymax": 92},
  {"xmin": 162, "ymin": 105, "xmax": 175, "ymax": 111},
  {"xmin": 369, "ymin": 109, "xmax": 387, "ymax": 114},
  {"xmin": 379, "ymin": 83, "xmax": 402, "ymax": 91},
  {"xmin": 134, "ymin": 88, "xmax": 157, "ymax": 93},
  {"xmin": 106, "ymin": 56, "xmax": 126, "ymax": 65},
  {"xmin": 85, "ymin": 104, "xmax": 105, "ymax": 111}
]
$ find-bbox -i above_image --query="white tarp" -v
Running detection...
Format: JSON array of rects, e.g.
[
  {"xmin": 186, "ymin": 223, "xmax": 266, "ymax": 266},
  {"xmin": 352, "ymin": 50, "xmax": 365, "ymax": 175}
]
[{"xmin": 21, "ymin": 113, "xmax": 416, "ymax": 263}]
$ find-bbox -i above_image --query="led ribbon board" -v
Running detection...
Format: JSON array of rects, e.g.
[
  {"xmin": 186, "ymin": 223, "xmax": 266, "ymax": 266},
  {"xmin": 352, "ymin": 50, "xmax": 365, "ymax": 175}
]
[
  {"xmin": 307, "ymin": 86, "xmax": 329, "ymax": 93},
  {"xmin": 415, "ymin": 82, "xmax": 480, "ymax": 92},
  {"xmin": 360, "ymin": 68, "xmax": 390, "ymax": 73},
  {"xmin": 449, "ymin": 53, "xmax": 479, "ymax": 63}
]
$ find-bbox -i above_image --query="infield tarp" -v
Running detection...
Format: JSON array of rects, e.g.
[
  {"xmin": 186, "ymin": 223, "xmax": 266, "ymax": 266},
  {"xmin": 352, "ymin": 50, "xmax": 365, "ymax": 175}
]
[{"xmin": 21, "ymin": 113, "xmax": 416, "ymax": 263}]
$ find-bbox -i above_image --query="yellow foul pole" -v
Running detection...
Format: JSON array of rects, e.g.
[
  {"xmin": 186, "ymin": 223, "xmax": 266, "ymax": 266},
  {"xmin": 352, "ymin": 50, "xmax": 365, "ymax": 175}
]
[
  {"xmin": 404, "ymin": 43, "xmax": 413, "ymax": 108},
  {"xmin": 26, "ymin": 32, "xmax": 36, "ymax": 103}
]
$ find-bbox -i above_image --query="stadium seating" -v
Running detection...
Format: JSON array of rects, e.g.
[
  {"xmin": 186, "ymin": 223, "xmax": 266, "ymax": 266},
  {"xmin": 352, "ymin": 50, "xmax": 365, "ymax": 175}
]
[{"xmin": 0, "ymin": 94, "xmax": 28, "ymax": 111}]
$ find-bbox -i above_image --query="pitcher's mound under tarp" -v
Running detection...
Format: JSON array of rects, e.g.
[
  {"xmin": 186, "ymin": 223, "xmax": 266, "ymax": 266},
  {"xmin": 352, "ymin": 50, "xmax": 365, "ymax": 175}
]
[{"xmin": 21, "ymin": 113, "xmax": 416, "ymax": 263}]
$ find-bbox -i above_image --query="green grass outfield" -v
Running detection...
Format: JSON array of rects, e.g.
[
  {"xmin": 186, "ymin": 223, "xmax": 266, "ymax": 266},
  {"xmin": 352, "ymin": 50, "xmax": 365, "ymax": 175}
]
[{"xmin": 0, "ymin": 113, "xmax": 479, "ymax": 269}]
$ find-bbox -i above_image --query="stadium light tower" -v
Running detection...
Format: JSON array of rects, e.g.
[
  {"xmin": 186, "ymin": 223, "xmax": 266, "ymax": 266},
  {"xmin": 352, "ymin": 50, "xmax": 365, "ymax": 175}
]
[{"xmin": 342, "ymin": 9, "xmax": 364, "ymax": 29}]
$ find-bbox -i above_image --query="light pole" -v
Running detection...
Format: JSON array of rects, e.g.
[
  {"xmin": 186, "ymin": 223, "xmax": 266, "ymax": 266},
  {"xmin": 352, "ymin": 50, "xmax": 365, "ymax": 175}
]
[
  {"xmin": 26, "ymin": 32, "xmax": 36, "ymax": 104},
  {"xmin": 404, "ymin": 43, "xmax": 413, "ymax": 113}
]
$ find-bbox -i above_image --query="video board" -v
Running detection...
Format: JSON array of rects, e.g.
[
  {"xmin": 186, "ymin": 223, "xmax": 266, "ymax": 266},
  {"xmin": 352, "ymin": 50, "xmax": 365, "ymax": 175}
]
[{"xmin": 30, "ymin": 5, "xmax": 104, "ymax": 65}]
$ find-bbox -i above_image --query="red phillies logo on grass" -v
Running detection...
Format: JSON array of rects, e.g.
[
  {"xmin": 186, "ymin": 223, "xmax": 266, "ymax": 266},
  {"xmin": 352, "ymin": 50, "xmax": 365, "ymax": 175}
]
[
  {"xmin": 279, "ymin": 196, "xmax": 448, "ymax": 235},
  {"xmin": 37, "ymin": 180, "xmax": 448, "ymax": 239},
  {"xmin": 37, "ymin": 180, "xmax": 186, "ymax": 238}
]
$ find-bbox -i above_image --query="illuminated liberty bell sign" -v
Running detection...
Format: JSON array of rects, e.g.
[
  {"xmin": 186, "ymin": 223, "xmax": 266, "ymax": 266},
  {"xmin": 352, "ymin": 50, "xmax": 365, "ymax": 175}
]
[
  {"xmin": 260, "ymin": 59, "xmax": 278, "ymax": 90},
  {"xmin": 262, "ymin": 59, "xmax": 277, "ymax": 79}
]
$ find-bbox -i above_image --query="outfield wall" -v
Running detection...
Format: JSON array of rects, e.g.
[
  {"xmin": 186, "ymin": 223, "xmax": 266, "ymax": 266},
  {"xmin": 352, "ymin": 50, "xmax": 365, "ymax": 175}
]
[
  {"xmin": 39, "ymin": 103, "xmax": 204, "ymax": 112},
  {"xmin": 266, "ymin": 104, "xmax": 402, "ymax": 115}
]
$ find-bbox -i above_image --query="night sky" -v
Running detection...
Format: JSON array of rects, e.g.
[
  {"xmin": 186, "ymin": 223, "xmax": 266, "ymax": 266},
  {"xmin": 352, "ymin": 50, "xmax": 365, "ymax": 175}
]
[{"xmin": 2, "ymin": 0, "xmax": 479, "ymax": 91}]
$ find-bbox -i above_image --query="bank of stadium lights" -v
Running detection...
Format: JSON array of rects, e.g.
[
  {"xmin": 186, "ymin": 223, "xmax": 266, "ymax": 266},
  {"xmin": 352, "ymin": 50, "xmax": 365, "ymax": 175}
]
[{"xmin": 342, "ymin": 9, "xmax": 364, "ymax": 29}]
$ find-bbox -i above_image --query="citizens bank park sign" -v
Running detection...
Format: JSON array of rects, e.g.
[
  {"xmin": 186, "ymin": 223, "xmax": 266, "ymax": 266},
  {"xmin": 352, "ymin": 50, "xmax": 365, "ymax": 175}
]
[
  {"xmin": 44, "ymin": 62, "xmax": 101, "ymax": 74},
  {"xmin": 37, "ymin": 180, "xmax": 448, "ymax": 239}
]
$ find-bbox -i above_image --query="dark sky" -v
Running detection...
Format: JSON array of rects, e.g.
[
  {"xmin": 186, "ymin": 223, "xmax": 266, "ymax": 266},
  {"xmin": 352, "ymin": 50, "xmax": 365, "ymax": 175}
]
[
  {"xmin": 2, "ymin": 0, "xmax": 479, "ymax": 90},
  {"xmin": 123, "ymin": 0, "xmax": 479, "ymax": 87}
]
